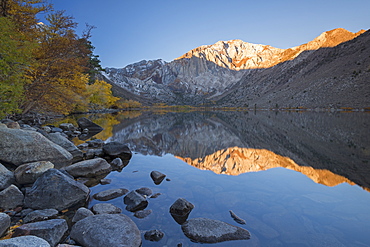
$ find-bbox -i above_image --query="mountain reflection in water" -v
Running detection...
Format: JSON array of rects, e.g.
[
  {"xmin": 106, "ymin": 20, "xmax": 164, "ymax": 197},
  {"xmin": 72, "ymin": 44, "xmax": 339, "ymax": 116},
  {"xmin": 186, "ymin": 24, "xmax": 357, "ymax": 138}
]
[{"xmin": 108, "ymin": 111, "xmax": 370, "ymax": 191}]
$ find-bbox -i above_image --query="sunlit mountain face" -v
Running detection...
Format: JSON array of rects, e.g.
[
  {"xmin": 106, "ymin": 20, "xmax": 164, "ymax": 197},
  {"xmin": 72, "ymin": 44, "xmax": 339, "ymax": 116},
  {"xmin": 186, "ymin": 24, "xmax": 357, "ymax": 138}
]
[{"xmin": 107, "ymin": 111, "xmax": 370, "ymax": 191}]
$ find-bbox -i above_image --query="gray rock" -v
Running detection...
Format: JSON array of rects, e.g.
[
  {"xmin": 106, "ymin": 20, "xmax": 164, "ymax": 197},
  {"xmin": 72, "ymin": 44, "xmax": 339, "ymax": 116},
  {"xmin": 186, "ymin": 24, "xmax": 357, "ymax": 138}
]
[
  {"xmin": 45, "ymin": 133, "xmax": 83, "ymax": 162},
  {"xmin": 123, "ymin": 191, "xmax": 148, "ymax": 212},
  {"xmin": 0, "ymin": 235, "xmax": 51, "ymax": 247},
  {"xmin": 64, "ymin": 158, "xmax": 111, "ymax": 178},
  {"xmin": 72, "ymin": 207, "xmax": 94, "ymax": 223},
  {"xmin": 0, "ymin": 128, "xmax": 72, "ymax": 168},
  {"xmin": 144, "ymin": 229, "xmax": 164, "ymax": 242},
  {"xmin": 135, "ymin": 187, "xmax": 152, "ymax": 197},
  {"xmin": 24, "ymin": 169, "xmax": 89, "ymax": 211},
  {"xmin": 13, "ymin": 219, "xmax": 68, "ymax": 246},
  {"xmin": 86, "ymin": 139, "xmax": 104, "ymax": 148},
  {"xmin": 181, "ymin": 218, "xmax": 251, "ymax": 243},
  {"xmin": 229, "ymin": 210, "xmax": 246, "ymax": 225},
  {"xmin": 70, "ymin": 214, "xmax": 141, "ymax": 247},
  {"xmin": 92, "ymin": 188, "xmax": 128, "ymax": 201},
  {"xmin": 150, "ymin": 171, "xmax": 166, "ymax": 185},
  {"xmin": 110, "ymin": 157, "xmax": 129, "ymax": 171},
  {"xmin": 0, "ymin": 185, "xmax": 24, "ymax": 210},
  {"xmin": 23, "ymin": 209, "xmax": 59, "ymax": 224},
  {"xmin": 100, "ymin": 179, "xmax": 111, "ymax": 185},
  {"xmin": 59, "ymin": 123, "xmax": 75, "ymax": 132},
  {"xmin": 77, "ymin": 118, "xmax": 103, "ymax": 132},
  {"xmin": 0, "ymin": 213, "xmax": 10, "ymax": 237},
  {"xmin": 102, "ymin": 142, "xmax": 132, "ymax": 160},
  {"xmin": 91, "ymin": 203, "xmax": 122, "ymax": 214},
  {"xmin": 0, "ymin": 123, "xmax": 7, "ymax": 128},
  {"xmin": 14, "ymin": 161, "xmax": 54, "ymax": 185},
  {"xmin": 0, "ymin": 163, "xmax": 15, "ymax": 190},
  {"xmin": 169, "ymin": 198, "xmax": 194, "ymax": 224},
  {"xmin": 85, "ymin": 148, "xmax": 104, "ymax": 159},
  {"xmin": 134, "ymin": 209, "xmax": 152, "ymax": 219},
  {"xmin": 6, "ymin": 121, "xmax": 20, "ymax": 129}
]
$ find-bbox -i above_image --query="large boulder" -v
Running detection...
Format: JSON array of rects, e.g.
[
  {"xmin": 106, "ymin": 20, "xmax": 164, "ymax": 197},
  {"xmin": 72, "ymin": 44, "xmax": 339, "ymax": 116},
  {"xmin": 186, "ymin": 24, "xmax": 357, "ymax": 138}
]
[
  {"xmin": 13, "ymin": 219, "xmax": 68, "ymax": 246},
  {"xmin": 45, "ymin": 133, "xmax": 83, "ymax": 162},
  {"xmin": 0, "ymin": 128, "xmax": 72, "ymax": 168},
  {"xmin": 181, "ymin": 218, "xmax": 251, "ymax": 243},
  {"xmin": 0, "ymin": 213, "xmax": 10, "ymax": 237},
  {"xmin": 14, "ymin": 161, "xmax": 54, "ymax": 185},
  {"xmin": 0, "ymin": 163, "xmax": 15, "ymax": 190},
  {"xmin": 24, "ymin": 169, "xmax": 89, "ymax": 211},
  {"xmin": 0, "ymin": 185, "xmax": 24, "ymax": 210},
  {"xmin": 70, "ymin": 214, "xmax": 141, "ymax": 247},
  {"xmin": 77, "ymin": 117, "xmax": 103, "ymax": 132},
  {"xmin": 64, "ymin": 158, "xmax": 112, "ymax": 178},
  {"xmin": 0, "ymin": 236, "xmax": 51, "ymax": 247}
]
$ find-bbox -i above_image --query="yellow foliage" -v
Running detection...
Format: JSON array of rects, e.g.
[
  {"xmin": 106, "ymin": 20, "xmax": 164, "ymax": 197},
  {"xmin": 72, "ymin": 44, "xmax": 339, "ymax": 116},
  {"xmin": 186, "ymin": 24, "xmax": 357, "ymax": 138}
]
[{"xmin": 86, "ymin": 80, "xmax": 119, "ymax": 110}]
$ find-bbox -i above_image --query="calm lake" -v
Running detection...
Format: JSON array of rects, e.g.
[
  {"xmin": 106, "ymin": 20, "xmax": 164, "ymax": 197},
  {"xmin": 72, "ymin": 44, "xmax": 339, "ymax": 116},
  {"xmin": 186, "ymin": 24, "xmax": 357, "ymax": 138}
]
[{"xmin": 73, "ymin": 110, "xmax": 370, "ymax": 246}]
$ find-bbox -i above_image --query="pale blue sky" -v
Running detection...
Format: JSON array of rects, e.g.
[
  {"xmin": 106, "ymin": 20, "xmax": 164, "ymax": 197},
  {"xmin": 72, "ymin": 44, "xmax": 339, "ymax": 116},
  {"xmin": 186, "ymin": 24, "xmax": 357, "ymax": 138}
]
[{"xmin": 48, "ymin": 0, "xmax": 369, "ymax": 68}]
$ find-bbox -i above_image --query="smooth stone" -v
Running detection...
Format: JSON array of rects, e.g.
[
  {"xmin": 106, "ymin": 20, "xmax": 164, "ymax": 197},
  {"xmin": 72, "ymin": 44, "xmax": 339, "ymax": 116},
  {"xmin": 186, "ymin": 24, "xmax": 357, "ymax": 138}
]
[
  {"xmin": 14, "ymin": 161, "xmax": 54, "ymax": 185},
  {"xmin": 77, "ymin": 117, "xmax": 103, "ymax": 132},
  {"xmin": 134, "ymin": 209, "xmax": 152, "ymax": 219},
  {"xmin": 70, "ymin": 214, "xmax": 141, "ymax": 247},
  {"xmin": 13, "ymin": 219, "xmax": 68, "ymax": 246},
  {"xmin": 123, "ymin": 191, "xmax": 148, "ymax": 212},
  {"xmin": 91, "ymin": 203, "xmax": 122, "ymax": 214},
  {"xmin": 150, "ymin": 171, "xmax": 166, "ymax": 185},
  {"xmin": 0, "ymin": 163, "xmax": 15, "ymax": 190},
  {"xmin": 0, "ymin": 236, "xmax": 51, "ymax": 247},
  {"xmin": 102, "ymin": 142, "xmax": 132, "ymax": 160},
  {"xmin": 181, "ymin": 218, "xmax": 251, "ymax": 243},
  {"xmin": 0, "ymin": 185, "xmax": 24, "ymax": 210},
  {"xmin": 24, "ymin": 169, "xmax": 89, "ymax": 211},
  {"xmin": 0, "ymin": 213, "xmax": 10, "ymax": 237},
  {"xmin": 92, "ymin": 188, "xmax": 128, "ymax": 201},
  {"xmin": 0, "ymin": 128, "xmax": 72, "ymax": 168},
  {"xmin": 64, "ymin": 158, "xmax": 111, "ymax": 178},
  {"xmin": 110, "ymin": 157, "xmax": 129, "ymax": 171},
  {"xmin": 72, "ymin": 207, "xmax": 94, "ymax": 223},
  {"xmin": 144, "ymin": 229, "xmax": 164, "ymax": 242},
  {"xmin": 23, "ymin": 208, "xmax": 59, "ymax": 223}
]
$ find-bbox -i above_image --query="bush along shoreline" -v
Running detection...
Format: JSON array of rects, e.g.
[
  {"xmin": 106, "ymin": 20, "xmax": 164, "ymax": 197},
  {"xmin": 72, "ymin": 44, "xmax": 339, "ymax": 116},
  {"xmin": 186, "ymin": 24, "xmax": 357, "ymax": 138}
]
[{"xmin": 0, "ymin": 117, "xmax": 250, "ymax": 246}]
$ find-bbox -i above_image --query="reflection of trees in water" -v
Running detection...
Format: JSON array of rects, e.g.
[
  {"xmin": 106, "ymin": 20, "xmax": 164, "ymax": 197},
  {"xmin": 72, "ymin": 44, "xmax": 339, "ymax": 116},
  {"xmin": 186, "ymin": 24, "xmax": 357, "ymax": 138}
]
[{"xmin": 109, "ymin": 111, "xmax": 370, "ymax": 190}]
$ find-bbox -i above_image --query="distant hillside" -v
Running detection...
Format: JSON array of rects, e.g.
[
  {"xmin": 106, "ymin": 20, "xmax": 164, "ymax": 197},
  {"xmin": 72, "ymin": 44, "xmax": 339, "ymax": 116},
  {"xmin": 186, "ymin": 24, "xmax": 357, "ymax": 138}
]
[{"xmin": 103, "ymin": 28, "xmax": 369, "ymax": 109}]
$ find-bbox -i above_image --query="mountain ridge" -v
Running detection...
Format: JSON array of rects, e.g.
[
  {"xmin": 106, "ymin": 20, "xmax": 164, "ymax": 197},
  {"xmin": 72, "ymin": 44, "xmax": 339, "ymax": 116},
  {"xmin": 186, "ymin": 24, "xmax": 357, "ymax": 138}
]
[{"xmin": 103, "ymin": 28, "xmax": 369, "ymax": 108}]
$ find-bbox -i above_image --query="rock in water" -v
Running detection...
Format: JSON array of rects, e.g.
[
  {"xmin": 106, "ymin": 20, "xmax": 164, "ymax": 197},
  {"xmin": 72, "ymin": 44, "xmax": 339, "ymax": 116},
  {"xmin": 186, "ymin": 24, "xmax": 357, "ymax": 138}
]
[
  {"xmin": 0, "ymin": 128, "xmax": 72, "ymax": 168},
  {"xmin": 92, "ymin": 188, "xmax": 128, "ymax": 201},
  {"xmin": 0, "ymin": 236, "xmax": 51, "ymax": 247},
  {"xmin": 123, "ymin": 191, "xmax": 148, "ymax": 212},
  {"xmin": 144, "ymin": 229, "xmax": 164, "ymax": 242},
  {"xmin": 150, "ymin": 171, "xmax": 166, "ymax": 185},
  {"xmin": 102, "ymin": 142, "xmax": 132, "ymax": 160},
  {"xmin": 77, "ymin": 117, "xmax": 103, "ymax": 132},
  {"xmin": 91, "ymin": 203, "xmax": 122, "ymax": 214},
  {"xmin": 229, "ymin": 210, "xmax": 246, "ymax": 225},
  {"xmin": 70, "ymin": 214, "xmax": 141, "ymax": 247},
  {"xmin": 24, "ymin": 169, "xmax": 89, "ymax": 211},
  {"xmin": 13, "ymin": 219, "xmax": 68, "ymax": 246},
  {"xmin": 169, "ymin": 198, "xmax": 194, "ymax": 224},
  {"xmin": 181, "ymin": 218, "xmax": 251, "ymax": 243}
]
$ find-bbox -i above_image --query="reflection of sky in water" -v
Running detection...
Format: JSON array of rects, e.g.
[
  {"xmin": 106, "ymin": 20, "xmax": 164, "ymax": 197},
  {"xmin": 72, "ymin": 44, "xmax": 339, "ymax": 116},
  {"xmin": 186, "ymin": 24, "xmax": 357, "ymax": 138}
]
[{"xmin": 89, "ymin": 153, "xmax": 370, "ymax": 246}]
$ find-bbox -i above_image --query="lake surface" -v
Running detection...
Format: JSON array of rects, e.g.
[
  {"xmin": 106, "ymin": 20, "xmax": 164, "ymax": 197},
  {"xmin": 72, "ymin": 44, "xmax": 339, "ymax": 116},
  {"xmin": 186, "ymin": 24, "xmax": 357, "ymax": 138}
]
[{"xmin": 76, "ymin": 110, "xmax": 370, "ymax": 246}]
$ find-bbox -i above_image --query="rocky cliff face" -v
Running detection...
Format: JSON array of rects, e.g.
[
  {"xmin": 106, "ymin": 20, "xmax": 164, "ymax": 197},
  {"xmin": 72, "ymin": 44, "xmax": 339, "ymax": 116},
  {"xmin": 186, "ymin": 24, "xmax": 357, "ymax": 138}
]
[{"xmin": 104, "ymin": 28, "xmax": 368, "ymax": 107}]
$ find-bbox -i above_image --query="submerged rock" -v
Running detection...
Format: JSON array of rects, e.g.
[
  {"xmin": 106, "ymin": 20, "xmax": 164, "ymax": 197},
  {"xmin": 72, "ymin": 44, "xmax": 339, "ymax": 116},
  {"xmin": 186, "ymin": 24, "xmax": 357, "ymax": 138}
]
[
  {"xmin": 102, "ymin": 142, "xmax": 132, "ymax": 161},
  {"xmin": 91, "ymin": 203, "xmax": 122, "ymax": 214},
  {"xmin": 144, "ymin": 229, "xmax": 164, "ymax": 242},
  {"xmin": 70, "ymin": 214, "xmax": 141, "ymax": 247},
  {"xmin": 229, "ymin": 210, "xmax": 246, "ymax": 225},
  {"xmin": 92, "ymin": 188, "xmax": 128, "ymax": 201},
  {"xmin": 181, "ymin": 218, "xmax": 251, "ymax": 243}
]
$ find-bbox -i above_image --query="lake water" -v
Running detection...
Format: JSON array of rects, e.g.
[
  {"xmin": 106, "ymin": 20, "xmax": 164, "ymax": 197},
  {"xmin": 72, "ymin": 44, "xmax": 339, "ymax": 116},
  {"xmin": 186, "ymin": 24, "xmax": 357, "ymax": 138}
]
[{"xmin": 75, "ymin": 110, "xmax": 370, "ymax": 246}]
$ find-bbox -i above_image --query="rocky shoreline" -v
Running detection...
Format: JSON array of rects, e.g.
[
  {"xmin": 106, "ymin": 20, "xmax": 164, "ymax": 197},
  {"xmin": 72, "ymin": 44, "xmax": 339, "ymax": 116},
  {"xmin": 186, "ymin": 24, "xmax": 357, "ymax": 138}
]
[{"xmin": 0, "ymin": 117, "xmax": 250, "ymax": 246}]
